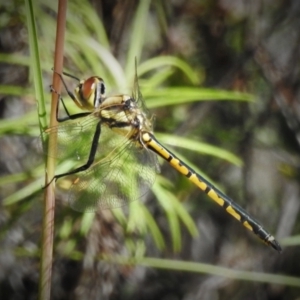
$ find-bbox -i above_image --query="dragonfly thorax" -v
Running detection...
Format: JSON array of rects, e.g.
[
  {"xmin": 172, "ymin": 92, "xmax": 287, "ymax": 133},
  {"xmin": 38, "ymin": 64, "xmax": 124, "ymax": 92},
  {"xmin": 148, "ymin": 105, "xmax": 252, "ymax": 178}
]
[{"xmin": 99, "ymin": 94, "xmax": 152, "ymax": 142}]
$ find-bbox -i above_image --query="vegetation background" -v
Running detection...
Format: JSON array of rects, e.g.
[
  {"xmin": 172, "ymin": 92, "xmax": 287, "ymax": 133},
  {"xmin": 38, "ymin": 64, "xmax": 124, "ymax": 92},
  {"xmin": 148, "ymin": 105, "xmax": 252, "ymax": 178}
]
[{"xmin": 0, "ymin": 0, "xmax": 300, "ymax": 299}]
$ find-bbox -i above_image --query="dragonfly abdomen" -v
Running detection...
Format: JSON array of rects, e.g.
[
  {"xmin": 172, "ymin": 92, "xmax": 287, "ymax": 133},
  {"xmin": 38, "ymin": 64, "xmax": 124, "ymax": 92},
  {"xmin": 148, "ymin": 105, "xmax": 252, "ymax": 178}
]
[
  {"xmin": 191, "ymin": 169, "xmax": 281, "ymax": 252},
  {"xmin": 142, "ymin": 131, "xmax": 281, "ymax": 252}
]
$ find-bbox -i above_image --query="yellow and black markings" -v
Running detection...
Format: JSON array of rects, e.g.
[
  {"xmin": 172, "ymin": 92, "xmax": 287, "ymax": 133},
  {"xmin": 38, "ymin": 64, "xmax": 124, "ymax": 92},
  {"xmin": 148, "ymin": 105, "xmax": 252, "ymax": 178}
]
[{"xmin": 142, "ymin": 131, "xmax": 281, "ymax": 252}]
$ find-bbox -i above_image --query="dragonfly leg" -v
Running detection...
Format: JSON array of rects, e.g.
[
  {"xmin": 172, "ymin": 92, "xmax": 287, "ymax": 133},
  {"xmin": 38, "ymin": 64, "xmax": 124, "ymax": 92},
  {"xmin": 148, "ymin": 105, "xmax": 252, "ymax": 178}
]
[
  {"xmin": 53, "ymin": 70, "xmax": 80, "ymax": 103},
  {"xmin": 50, "ymin": 73, "xmax": 91, "ymax": 122},
  {"xmin": 44, "ymin": 121, "xmax": 101, "ymax": 188}
]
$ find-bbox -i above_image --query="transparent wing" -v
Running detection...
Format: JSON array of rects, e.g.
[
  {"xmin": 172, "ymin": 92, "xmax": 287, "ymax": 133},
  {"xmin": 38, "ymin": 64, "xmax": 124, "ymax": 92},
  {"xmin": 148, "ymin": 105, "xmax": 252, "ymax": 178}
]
[
  {"xmin": 41, "ymin": 114, "xmax": 100, "ymax": 162},
  {"xmin": 133, "ymin": 61, "xmax": 153, "ymax": 125},
  {"xmin": 41, "ymin": 64, "xmax": 159, "ymax": 212},
  {"xmin": 62, "ymin": 127, "xmax": 158, "ymax": 212}
]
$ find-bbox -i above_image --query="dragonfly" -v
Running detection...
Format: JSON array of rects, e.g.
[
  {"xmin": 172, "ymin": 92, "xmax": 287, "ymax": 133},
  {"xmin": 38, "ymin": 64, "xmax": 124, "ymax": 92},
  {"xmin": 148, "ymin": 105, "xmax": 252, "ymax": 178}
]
[{"xmin": 44, "ymin": 65, "xmax": 281, "ymax": 253}]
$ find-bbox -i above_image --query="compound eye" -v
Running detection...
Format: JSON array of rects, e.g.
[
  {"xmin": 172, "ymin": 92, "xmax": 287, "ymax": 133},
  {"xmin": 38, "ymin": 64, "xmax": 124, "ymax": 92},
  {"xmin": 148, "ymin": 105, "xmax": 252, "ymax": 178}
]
[
  {"xmin": 95, "ymin": 76, "xmax": 105, "ymax": 96},
  {"xmin": 81, "ymin": 77, "xmax": 97, "ymax": 100}
]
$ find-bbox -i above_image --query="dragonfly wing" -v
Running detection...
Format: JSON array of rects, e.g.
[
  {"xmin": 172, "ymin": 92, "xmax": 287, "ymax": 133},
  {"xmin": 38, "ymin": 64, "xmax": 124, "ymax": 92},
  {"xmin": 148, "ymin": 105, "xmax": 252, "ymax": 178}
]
[
  {"xmin": 41, "ymin": 115, "xmax": 99, "ymax": 162},
  {"xmin": 65, "ymin": 128, "xmax": 158, "ymax": 212}
]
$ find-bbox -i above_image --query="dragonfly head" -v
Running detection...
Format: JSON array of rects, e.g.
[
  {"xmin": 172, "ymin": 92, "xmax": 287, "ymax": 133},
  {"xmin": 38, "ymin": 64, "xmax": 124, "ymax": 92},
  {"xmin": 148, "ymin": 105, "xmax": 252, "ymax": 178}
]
[{"xmin": 74, "ymin": 76, "xmax": 105, "ymax": 110}]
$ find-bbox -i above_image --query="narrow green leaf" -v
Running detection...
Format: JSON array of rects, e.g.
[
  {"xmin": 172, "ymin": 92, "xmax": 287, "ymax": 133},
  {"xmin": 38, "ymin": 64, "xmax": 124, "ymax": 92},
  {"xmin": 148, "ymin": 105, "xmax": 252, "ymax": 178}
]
[
  {"xmin": 170, "ymin": 197, "xmax": 198, "ymax": 237},
  {"xmin": 25, "ymin": 0, "xmax": 47, "ymax": 132},
  {"xmin": 141, "ymin": 205, "xmax": 165, "ymax": 250},
  {"xmin": 126, "ymin": 0, "xmax": 151, "ymax": 76},
  {"xmin": 145, "ymin": 87, "xmax": 254, "ymax": 108},
  {"xmin": 152, "ymin": 181, "xmax": 182, "ymax": 252},
  {"xmin": 0, "ymin": 53, "xmax": 31, "ymax": 66},
  {"xmin": 156, "ymin": 133, "xmax": 243, "ymax": 166},
  {"xmin": 139, "ymin": 56, "xmax": 202, "ymax": 85}
]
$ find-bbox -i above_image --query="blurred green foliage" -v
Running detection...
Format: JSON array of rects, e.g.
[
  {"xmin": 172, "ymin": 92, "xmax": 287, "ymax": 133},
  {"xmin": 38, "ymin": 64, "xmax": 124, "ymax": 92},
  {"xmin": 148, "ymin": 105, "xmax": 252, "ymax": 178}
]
[{"xmin": 1, "ymin": 0, "xmax": 299, "ymax": 299}]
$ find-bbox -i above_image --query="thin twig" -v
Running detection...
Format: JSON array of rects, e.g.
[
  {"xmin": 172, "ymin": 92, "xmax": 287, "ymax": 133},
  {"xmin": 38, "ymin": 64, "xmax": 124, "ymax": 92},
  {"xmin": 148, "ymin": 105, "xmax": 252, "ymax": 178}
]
[{"xmin": 39, "ymin": 1, "xmax": 67, "ymax": 299}]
